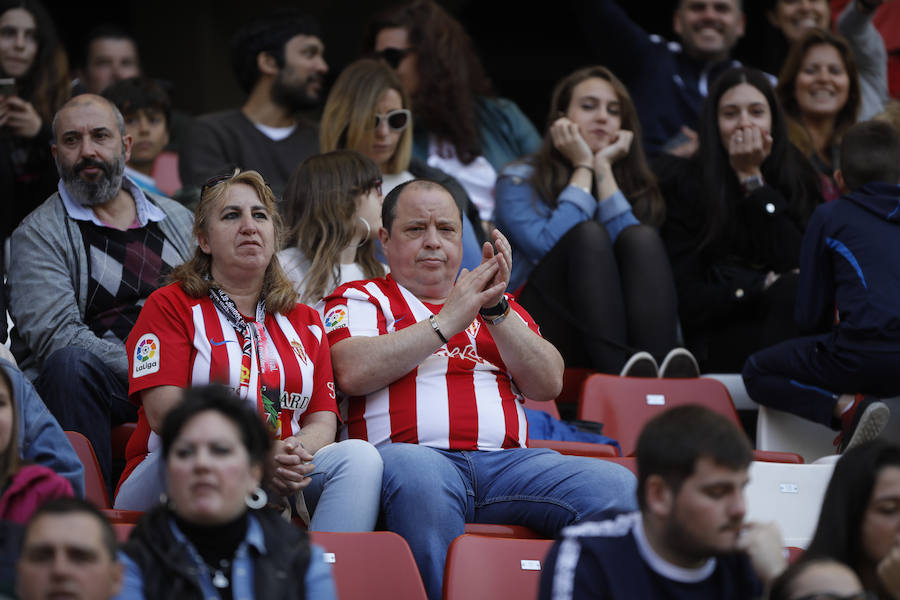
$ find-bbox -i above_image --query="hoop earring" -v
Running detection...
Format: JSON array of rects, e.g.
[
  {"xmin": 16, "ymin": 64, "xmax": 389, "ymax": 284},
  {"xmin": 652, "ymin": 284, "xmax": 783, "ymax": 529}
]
[
  {"xmin": 357, "ymin": 217, "xmax": 371, "ymax": 247},
  {"xmin": 245, "ymin": 487, "xmax": 268, "ymax": 510}
]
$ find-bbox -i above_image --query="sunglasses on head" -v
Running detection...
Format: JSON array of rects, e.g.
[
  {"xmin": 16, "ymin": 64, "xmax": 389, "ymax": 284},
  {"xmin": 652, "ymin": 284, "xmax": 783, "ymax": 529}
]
[
  {"xmin": 201, "ymin": 170, "xmax": 271, "ymax": 196},
  {"xmin": 374, "ymin": 109, "xmax": 411, "ymax": 132},
  {"xmin": 375, "ymin": 47, "xmax": 413, "ymax": 69}
]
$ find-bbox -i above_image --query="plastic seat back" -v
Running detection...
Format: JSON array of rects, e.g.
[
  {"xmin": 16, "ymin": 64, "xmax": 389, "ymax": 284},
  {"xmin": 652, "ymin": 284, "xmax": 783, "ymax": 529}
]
[
  {"xmin": 64, "ymin": 430, "xmax": 111, "ymax": 508},
  {"xmin": 578, "ymin": 374, "xmax": 740, "ymax": 456},
  {"xmin": 443, "ymin": 534, "xmax": 554, "ymax": 600},
  {"xmin": 745, "ymin": 461, "xmax": 835, "ymax": 548},
  {"xmin": 309, "ymin": 531, "xmax": 426, "ymax": 600}
]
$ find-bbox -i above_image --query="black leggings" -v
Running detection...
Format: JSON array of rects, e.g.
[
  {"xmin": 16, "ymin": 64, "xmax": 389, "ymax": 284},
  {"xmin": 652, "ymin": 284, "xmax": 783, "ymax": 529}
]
[{"xmin": 518, "ymin": 221, "xmax": 679, "ymax": 373}]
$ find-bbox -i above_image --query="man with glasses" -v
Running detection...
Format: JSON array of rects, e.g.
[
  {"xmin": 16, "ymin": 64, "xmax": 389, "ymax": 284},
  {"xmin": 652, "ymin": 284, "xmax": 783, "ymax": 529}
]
[
  {"xmin": 7, "ymin": 94, "xmax": 194, "ymax": 493},
  {"xmin": 179, "ymin": 9, "xmax": 327, "ymax": 200}
]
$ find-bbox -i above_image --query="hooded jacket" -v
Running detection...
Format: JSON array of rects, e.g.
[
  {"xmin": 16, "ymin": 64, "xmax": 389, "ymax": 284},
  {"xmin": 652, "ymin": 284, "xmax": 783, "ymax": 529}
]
[{"xmin": 796, "ymin": 182, "xmax": 900, "ymax": 351}]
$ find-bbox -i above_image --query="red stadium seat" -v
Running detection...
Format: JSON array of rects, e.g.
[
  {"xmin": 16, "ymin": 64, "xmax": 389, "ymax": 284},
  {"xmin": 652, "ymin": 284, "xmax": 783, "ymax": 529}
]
[
  {"xmin": 309, "ymin": 531, "xmax": 427, "ymax": 600},
  {"xmin": 527, "ymin": 439, "xmax": 619, "ymax": 458},
  {"xmin": 577, "ymin": 374, "xmax": 804, "ymax": 463},
  {"xmin": 463, "ymin": 524, "xmax": 544, "ymax": 539},
  {"xmin": 65, "ymin": 430, "xmax": 111, "ymax": 508},
  {"xmin": 442, "ymin": 534, "xmax": 555, "ymax": 600}
]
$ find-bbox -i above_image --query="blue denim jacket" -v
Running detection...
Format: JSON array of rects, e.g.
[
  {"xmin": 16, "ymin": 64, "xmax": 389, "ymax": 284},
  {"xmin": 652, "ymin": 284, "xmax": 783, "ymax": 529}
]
[
  {"xmin": 5, "ymin": 358, "xmax": 85, "ymax": 497},
  {"xmin": 495, "ymin": 162, "xmax": 639, "ymax": 291}
]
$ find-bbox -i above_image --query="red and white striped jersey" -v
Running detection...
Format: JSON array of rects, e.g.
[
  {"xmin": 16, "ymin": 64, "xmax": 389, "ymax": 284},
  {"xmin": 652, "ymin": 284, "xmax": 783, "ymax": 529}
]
[
  {"xmin": 322, "ymin": 275, "xmax": 536, "ymax": 450},
  {"xmin": 121, "ymin": 283, "xmax": 337, "ymax": 486}
]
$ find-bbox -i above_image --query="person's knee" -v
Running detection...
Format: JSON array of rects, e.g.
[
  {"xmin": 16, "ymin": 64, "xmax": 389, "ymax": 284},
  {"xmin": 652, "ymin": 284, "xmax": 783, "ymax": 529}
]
[
  {"xmin": 327, "ymin": 439, "xmax": 383, "ymax": 479},
  {"xmin": 41, "ymin": 347, "xmax": 103, "ymax": 381},
  {"xmin": 569, "ymin": 458, "xmax": 639, "ymax": 518},
  {"xmin": 561, "ymin": 220, "xmax": 610, "ymax": 253}
]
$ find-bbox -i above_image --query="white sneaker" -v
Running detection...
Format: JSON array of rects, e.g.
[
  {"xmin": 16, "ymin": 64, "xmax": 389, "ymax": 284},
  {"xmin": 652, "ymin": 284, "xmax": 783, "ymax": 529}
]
[{"xmin": 620, "ymin": 351, "xmax": 658, "ymax": 378}]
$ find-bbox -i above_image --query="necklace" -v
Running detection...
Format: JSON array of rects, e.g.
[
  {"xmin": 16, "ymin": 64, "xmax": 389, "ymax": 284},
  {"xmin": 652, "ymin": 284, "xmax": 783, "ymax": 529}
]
[{"xmin": 207, "ymin": 558, "xmax": 230, "ymax": 589}]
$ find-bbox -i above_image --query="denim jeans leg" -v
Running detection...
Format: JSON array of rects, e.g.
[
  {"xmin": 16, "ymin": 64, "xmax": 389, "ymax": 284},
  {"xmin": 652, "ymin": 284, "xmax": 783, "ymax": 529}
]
[
  {"xmin": 303, "ymin": 439, "xmax": 383, "ymax": 532},
  {"xmin": 469, "ymin": 448, "xmax": 639, "ymax": 535},
  {"xmin": 35, "ymin": 347, "xmax": 136, "ymax": 493},
  {"xmin": 378, "ymin": 444, "xmax": 471, "ymax": 600},
  {"xmin": 113, "ymin": 451, "xmax": 166, "ymax": 510}
]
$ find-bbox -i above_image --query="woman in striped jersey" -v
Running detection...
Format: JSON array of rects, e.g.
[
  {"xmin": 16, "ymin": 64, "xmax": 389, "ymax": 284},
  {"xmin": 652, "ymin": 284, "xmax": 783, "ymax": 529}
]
[{"xmin": 114, "ymin": 169, "xmax": 383, "ymax": 533}]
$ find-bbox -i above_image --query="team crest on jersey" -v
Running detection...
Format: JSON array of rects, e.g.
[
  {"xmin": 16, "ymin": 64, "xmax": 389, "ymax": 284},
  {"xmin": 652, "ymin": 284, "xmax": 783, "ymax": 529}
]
[
  {"xmin": 324, "ymin": 305, "xmax": 348, "ymax": 332},
  {"xmin": 466, "ymin": 320, "xmax": 480, "ymax": 338},
  {"xmin": 290, "ymin": 340, "xmax": 309, "ymax": 364},
  {"xmin": 132, "ymin": 334, "xmax": 160, "ymax": 377}
]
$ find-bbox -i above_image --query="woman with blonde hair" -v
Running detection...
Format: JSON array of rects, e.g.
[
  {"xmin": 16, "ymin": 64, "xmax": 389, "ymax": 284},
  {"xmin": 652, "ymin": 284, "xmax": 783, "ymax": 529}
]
[
  {"xmin": 115, "ymin": 169, "xmax": 383, "ymax": 534},
  {"xmin": 317, "ymin": 57, "xmax": 484, "ymax": 271},
  {"xmin": 280, "ymin": 150, "xmax": 386, "ymax": 304}
]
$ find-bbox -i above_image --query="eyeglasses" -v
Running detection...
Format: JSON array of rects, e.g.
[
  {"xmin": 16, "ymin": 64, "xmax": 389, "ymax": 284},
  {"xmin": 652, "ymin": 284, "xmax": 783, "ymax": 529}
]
[
  {"xmin": 374, "ymin": 109, "xmax": 411, "ymax": 132},
  {"xmin": 375, "ymin": 47, "xmax": 413, "ymax": 69}
]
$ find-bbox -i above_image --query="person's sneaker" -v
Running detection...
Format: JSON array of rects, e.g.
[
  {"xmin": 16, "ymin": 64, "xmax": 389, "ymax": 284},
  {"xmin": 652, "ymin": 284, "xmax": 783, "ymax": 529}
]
[
  {"xmin": 620, "ymin": 351, "xmax": 658, "ymax": 378},
  {"xmin": 836, "ymin": 395, "xmax": 891, "ymax": 453},
  {"xmin": 659, "ymin": 347, "xmax": 701, "ymax": 379}
]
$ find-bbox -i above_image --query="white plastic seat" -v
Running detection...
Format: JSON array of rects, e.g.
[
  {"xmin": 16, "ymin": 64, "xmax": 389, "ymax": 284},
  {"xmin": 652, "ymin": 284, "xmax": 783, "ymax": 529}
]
[
  {"xmin": 745, "ymin": 461, "xmax": 835, "ymax": 548},
  {"xmin": 756, "ymin": 404, "xmax": 837, "ymax": 463}
]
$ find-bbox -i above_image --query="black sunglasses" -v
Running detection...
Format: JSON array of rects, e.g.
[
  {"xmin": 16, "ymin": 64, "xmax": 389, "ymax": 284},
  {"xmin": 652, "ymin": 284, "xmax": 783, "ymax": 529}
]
[
  {"xmin": 375, "ymin": 47, "xmax": 413, "ymax": 69},
  {"xmin": 374, "ymin": 109, "xmax": 411, "ymax": 132}
]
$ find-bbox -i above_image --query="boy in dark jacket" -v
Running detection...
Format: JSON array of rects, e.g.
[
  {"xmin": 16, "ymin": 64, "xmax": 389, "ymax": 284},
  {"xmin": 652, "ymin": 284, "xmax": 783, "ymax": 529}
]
[{"xmin": 743, "ymin": 120, "xmax": 900, "ymax": 452}]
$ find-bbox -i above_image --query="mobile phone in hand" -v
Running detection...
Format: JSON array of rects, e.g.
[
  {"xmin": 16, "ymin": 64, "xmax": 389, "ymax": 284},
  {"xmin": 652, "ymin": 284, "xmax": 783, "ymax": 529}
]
[{"xmin": 0, "ymin": 78, "xmax": 16, "ymax": 98}]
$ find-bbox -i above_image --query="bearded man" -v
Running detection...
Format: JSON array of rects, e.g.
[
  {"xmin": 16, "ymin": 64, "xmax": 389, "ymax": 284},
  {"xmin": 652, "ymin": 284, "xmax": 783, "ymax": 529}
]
[
  {"xmin": 179, "ymin": 9, "xmax": 327, "ymax": 199},
  {"xmin": 8, "ymin": 93, "xmax": 193, "ymax": 491}
]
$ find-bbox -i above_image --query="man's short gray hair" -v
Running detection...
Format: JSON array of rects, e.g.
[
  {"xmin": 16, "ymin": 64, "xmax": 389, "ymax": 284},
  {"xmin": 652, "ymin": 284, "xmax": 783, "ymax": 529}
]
[{"xmin": 50, "ymin": 95, "xmax": 127, "ymax": 142}]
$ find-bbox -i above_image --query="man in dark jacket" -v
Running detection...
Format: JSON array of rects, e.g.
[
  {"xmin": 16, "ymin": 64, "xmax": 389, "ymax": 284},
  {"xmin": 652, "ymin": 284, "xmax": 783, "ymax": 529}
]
[
  {"xmin": 743, "ymin": 120, "xmax": 900, "ymax": 452},
  {"xmin": 575, "ymin": 0, "xmax": 748, "ymax": 157}
]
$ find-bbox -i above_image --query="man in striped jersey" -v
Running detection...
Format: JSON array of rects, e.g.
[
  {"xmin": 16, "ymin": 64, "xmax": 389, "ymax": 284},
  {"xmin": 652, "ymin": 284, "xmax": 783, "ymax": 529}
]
[
  {"xmin": 539, "ymin": 406, "xmax": 786, "ymax": 599},
  {"xmin": 323, "ymin": 179, "xmax": 638, "ymax": 599}
]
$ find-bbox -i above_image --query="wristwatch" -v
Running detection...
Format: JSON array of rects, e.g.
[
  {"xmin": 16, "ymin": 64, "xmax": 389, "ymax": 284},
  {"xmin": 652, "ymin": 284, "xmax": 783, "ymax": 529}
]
[{"xmin": 480, "ymin": 297, "xmax": 511, "ymax": 326}]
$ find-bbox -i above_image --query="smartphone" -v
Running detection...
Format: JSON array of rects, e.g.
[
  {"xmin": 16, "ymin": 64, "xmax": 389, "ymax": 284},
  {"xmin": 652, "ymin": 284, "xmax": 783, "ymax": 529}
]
[{"xmin": 0, "ymin": 78, "xmax": 16, "ymax": 98}]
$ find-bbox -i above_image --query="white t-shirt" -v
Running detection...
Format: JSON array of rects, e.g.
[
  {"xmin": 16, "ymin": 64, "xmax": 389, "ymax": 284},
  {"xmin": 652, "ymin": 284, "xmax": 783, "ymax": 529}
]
[
  {"xmin": 278, "ymin": 247, "xmax": 385, "ymax": 303},
  {"xmin": 426, "ymin": 138, "xmax": 496, "ymax": 222}
]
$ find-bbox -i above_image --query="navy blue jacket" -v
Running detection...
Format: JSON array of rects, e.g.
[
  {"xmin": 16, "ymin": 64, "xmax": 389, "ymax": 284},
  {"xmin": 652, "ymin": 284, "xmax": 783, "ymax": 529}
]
[
  {"xmin": 574, "ymin": 1, "xmax": 744, "ymax": 156},
  {"xmin": 796, "ymin": 182, "xmax": 900, "ymax": 351}
]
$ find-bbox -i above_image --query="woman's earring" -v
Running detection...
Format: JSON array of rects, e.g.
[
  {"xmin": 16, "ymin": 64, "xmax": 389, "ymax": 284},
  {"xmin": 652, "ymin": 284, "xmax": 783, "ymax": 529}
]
[{"xmin": 245, "ymin": 487, "xmax": 268, "ymax": 510}]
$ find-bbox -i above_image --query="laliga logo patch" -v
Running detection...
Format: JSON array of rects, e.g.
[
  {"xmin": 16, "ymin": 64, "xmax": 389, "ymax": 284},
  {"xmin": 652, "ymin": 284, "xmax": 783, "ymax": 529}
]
[
  {"xmin": 133, "ymin": 334, "xmax": 160, "ymax": 377},
  {"xmin": 466, "ymin": 320, "xmax": 480, "ymax": 338},
  {"xmin": 324, "ymin": 305, "xmax": 348, "ymax": 332}
]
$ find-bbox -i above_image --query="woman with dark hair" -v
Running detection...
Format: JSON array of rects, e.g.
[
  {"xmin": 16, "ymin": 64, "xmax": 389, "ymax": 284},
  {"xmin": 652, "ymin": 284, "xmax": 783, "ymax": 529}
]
[
  {"xmin": 659, "ymin": 66, "xmax": 822, "ymax": 373},
  {"xmin": 364, "ymin": 0, "xmax": 541, "ymax": 226},
  {"xmin": 803, "ymin": 440, "xmax": 900, "ymax": 599},
  {"xmin": 316, "ymin": 58, "xmax": 485, "ymax": 272},
  {"xmin": 114, "ymin": 169, "xmax": 382, "ymax": 534},
  {"xmin": 0, "ymin": 364, "xmax": 72, "ymax": 523},
  {"xmin": 279, "ymin": 151, "xmax": 386, "ymax": 304},
  {"xmin": 118, "ymin": 385, "xmax": 336, "ymax": 599},
  {"xmin": 777, "ymin": 28, "xmax": 861, "ymax": 201},
  {"xmin": 0, "ymin": 0, "xmax": 69, "ymax": 237},
  {"xmin": 495, "ymin": 65, "xmax": 693, "ymax": 377}
]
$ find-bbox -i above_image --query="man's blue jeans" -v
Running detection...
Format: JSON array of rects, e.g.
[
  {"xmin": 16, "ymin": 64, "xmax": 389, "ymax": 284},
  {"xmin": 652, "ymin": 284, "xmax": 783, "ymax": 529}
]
[{"xmin": 378, "ymin": 444, "xmax": 638, "ymax": 600}]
